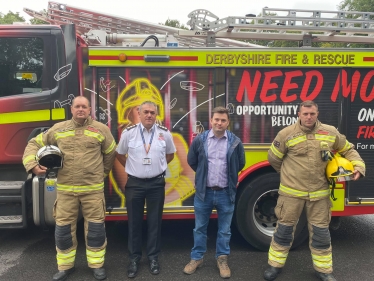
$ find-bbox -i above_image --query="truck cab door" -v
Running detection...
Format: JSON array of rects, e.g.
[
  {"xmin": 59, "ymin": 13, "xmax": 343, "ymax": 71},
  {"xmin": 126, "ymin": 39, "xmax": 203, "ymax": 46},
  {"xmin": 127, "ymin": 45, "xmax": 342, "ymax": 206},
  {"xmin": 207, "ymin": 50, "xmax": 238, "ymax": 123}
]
[{"xmin": 0, "ymin": 26, "xmax": 67, "ymax": 181}]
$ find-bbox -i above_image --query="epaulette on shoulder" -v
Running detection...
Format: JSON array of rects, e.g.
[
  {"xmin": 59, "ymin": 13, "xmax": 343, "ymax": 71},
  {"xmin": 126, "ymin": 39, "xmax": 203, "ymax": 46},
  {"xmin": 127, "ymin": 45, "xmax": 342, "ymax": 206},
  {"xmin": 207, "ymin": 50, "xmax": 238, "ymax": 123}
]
[
  {"xmin": 125, "ymin": 124, "xmax": 137, "ymax": 131},
  {"xmin": 157, "ymin": 124, "xmax": 168, "ymax": 131}
]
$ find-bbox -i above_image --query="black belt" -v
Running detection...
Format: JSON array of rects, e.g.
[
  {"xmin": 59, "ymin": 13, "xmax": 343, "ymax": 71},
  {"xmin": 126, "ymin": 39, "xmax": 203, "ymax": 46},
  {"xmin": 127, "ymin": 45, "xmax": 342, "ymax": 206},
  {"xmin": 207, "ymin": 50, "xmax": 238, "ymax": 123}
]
[
  {"xmin": 208, "ymin": 186, "xmax": 228, "ymax": 191},
  {"xmin": 128, "ymin": 171, "xmax": 165, "ymax": 181}
]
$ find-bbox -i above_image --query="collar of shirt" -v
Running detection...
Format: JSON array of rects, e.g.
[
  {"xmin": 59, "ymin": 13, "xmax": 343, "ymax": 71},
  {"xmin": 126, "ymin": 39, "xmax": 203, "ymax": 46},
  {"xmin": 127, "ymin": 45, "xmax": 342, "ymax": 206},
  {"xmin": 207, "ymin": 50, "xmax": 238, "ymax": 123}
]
[
  {"xmin": 139, "ymin": 122, "xmax": 155, "ymax": 132},
  {"xmin": 208, "ymin": 129, "xmax": 227, "ymax": 139}
]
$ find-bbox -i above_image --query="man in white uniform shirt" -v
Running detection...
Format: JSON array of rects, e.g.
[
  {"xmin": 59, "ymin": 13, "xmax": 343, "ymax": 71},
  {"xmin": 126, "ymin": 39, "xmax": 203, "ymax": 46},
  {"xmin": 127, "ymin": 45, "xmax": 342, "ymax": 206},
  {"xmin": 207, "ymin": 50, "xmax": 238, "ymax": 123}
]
[{"xmin": 116, "ymin": 101, "xmax": 176, "ymax": 278}]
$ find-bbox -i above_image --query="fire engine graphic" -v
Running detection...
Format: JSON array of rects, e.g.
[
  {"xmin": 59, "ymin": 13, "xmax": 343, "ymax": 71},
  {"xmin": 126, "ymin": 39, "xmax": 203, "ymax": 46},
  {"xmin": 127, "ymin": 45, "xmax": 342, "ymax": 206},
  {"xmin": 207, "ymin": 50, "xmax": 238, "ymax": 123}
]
[
  {"xmin": 54, "ymin": 94, "xmax": 75, "ymax": 108},
  {"xmin": 191, "ymin": 121, "xmax": 204, "ymax": 142},
  {"xmin": 226, "ymin": 103, "xmax": 235, "ymax": 114},
  {"xmin": 180, "ymin": 81, "xmax": 205, "ymax": 91},
  {"xmin": 53, "ymin": 64, "xmax": 72, "ymax": 81},
  {"xmin": 119, "ymin": 76, "xmax": 127, "ymax": 84},
  {"xmin": 100, "ymin": 77, "xmax": 115, "ymax": 92},
  {"xmin": 112, "ymin": 77, "xmax": 195, "ymax": 207},
  {"xmin": 160, "ymin": 70, "xmax": 184, "ymax": 90},
  {"xmin": 96, "ymin": 107, "xmax": 112, "ymax": 125},
  {"xmin": 170, "ymin": 98, "xmax": 177, "ymax": 109},
  {"xmin": 172, "ymin": 93, "xmax": 225, "ymax": 129},
  {"xmin": 84, "ymin": 88, "xmax": 113, "ymax": 105}
]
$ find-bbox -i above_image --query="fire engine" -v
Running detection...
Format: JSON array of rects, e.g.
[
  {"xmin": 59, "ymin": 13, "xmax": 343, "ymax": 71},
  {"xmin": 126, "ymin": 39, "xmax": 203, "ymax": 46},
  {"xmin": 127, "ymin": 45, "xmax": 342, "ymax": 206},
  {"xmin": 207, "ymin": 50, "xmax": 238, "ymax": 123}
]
[{"xmin": 0, "ymin": 1, "xmax": 373, "ymax": 251}]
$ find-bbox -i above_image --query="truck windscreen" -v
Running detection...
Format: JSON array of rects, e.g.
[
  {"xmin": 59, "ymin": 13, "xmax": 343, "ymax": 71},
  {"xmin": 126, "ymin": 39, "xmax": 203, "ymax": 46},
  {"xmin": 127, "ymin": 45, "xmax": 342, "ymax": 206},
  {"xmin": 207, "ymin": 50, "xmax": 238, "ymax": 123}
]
[{"xmin": 0, "ymin": 37, "xmax": 43, "ymax": 98}]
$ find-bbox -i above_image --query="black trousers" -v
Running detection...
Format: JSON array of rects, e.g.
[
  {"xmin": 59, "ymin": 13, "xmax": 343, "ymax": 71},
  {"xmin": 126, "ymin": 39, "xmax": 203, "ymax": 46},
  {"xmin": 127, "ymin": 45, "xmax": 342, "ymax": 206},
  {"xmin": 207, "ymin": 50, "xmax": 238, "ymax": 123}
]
[{"xmin": 125, "ymin": 176, "xmax": 165, "ymax": 261}]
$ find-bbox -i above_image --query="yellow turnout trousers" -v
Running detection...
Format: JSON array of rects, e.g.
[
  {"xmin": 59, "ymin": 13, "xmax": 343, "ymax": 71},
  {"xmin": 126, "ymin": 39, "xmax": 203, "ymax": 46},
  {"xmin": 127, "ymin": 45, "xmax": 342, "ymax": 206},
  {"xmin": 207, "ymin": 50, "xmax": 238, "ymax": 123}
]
[
  {"xmin": 268, "ymin": 195, "xmax": 333, "ymax": 274},
  {"xmin": 53, "ymin": 191, "xmax": 107, "ymax": 270}
]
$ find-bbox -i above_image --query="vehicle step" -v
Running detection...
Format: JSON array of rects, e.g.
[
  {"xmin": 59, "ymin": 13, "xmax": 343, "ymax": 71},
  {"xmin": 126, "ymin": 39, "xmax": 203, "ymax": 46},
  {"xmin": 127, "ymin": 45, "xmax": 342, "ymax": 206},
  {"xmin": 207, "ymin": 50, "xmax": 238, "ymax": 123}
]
[
  {"xmin": 0, "ymin": 181, "xmax": 24, "ymax": 190},
  {"xmin": 0, "ymin": 215, "xmax": 23, "ymax": 223}
]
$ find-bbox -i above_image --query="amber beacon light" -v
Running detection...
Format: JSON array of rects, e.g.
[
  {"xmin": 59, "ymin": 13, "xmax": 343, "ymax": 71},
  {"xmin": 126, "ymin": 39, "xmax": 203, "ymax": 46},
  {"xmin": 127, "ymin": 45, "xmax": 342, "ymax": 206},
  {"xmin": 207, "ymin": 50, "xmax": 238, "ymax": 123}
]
[{"xmin": 118, "ymin": 53, "xmax": 127, "ymax": 62}]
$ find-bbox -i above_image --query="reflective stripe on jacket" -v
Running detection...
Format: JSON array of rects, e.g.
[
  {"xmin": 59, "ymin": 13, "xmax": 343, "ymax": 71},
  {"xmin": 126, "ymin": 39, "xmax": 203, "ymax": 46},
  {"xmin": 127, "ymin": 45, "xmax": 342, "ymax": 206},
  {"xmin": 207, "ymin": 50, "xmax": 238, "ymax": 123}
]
[
  {"xmin": 23, "ymin": 116, "xmax": 116, "ymax": 193},
  {"xmin": 268, "ymin": 119, "xmax": 365, "ymax": 200}
]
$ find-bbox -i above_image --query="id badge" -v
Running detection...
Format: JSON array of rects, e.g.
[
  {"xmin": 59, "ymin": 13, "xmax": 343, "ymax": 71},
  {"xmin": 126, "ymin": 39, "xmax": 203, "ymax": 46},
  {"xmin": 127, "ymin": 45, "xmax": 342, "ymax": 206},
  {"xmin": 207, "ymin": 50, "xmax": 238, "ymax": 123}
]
[{"xmin": 143, "ymin": 158, "xmax": 151, "ymax": 165}]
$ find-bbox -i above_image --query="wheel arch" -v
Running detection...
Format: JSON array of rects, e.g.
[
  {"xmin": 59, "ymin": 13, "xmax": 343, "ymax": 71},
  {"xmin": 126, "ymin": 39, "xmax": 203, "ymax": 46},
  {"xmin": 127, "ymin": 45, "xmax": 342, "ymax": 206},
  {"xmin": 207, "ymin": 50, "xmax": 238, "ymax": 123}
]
[{"xmin": 236, "ymin": 161, "xmax": 276, "ymax": 200}]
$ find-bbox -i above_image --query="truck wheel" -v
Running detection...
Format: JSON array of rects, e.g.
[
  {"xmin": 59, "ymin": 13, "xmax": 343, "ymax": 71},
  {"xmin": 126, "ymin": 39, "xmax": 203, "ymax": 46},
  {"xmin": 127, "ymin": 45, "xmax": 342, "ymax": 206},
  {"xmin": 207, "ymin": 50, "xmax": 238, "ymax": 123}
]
[{"xmin": 235, "ymin": 173, "xmax": 309, "ymax": 251}]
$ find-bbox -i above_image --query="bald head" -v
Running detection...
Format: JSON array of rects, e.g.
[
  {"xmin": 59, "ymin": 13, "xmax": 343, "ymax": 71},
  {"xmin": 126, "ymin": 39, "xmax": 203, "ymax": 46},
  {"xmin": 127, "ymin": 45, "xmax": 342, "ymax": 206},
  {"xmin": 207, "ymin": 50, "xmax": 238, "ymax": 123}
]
[
  {"xmin": 72, "ymin": 96, "xmax": 91, "ymax": 107},
  {"xmin": 71, "ymin": 96, "xmax": 91, "ymax": 124}
]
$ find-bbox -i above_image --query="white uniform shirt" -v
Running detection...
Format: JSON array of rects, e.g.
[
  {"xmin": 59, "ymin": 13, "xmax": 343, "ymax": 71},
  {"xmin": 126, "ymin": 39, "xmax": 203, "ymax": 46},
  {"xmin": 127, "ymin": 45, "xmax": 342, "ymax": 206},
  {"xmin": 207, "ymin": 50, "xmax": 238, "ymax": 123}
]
[{"xmin": 116, "ymin": 123, "xmax": 176, "ymax": 178}]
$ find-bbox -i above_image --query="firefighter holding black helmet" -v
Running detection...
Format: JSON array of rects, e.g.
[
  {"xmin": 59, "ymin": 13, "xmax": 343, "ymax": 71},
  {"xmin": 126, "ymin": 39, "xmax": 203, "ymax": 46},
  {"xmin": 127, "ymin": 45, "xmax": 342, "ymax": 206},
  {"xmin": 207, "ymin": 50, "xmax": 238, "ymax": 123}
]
[
  {"xmin": 22, "ymin": 96, "xmax": 116, "ymax": 281},
  {"xmin": 264, "ymin": 100, "xmax": 365, "ymax": 281}
]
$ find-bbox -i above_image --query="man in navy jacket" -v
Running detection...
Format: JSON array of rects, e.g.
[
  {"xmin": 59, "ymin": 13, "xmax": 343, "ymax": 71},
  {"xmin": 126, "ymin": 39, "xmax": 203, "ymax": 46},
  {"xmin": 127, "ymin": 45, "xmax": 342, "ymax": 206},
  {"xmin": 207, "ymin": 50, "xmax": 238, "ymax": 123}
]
[{"xmin": 183, "ymin": 106, "xmax": 245, "ymax": 279}]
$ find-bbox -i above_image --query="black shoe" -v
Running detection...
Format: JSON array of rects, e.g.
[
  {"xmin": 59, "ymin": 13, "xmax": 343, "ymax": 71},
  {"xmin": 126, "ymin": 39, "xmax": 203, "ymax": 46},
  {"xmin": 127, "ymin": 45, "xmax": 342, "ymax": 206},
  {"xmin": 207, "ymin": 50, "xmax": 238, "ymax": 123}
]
[
  {"xmin": 127, "ymin": 260, "xmax": 139, "ymax": 278},
  {"xmin": 315, "ymin": 271, "xmax": 336, "ymax": 281},
  {"xmin": 149, "ymin": 259, "xmax": 160, "ymax": 275},
  {"xmin": 264, "ymin": 266, "xmax": 282, "ymax": 281},
  {"xmin": 92, "ymin": 267, "xmax": 107, "ymax": 280},
  {"xmin": 52, "ymin": 267, "xmax": 75, "ymax": 281}
]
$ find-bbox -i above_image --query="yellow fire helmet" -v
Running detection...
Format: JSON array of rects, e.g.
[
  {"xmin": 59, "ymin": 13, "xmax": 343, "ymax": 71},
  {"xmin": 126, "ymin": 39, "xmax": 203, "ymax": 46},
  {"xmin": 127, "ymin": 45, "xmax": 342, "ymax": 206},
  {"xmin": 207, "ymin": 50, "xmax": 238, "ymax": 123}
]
[
  {"xmin": 116, "ymin": 78, "xmax": 164, "ymax": 126},
  {"xmin": 326, "ymin": 154, "xmax": 354, "ymax": 181}
]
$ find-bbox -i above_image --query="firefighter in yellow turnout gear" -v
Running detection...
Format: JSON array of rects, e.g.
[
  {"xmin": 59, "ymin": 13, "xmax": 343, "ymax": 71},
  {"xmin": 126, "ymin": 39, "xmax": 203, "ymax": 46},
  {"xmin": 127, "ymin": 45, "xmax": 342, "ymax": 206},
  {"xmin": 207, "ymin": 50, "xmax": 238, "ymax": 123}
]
[
  {"xmin": 23, "ymin": 96, "xmax": 116, "ymax": 281},
  {"xmin": 264, "ymin": 100, "xmax": 365, "ymax": 281}
]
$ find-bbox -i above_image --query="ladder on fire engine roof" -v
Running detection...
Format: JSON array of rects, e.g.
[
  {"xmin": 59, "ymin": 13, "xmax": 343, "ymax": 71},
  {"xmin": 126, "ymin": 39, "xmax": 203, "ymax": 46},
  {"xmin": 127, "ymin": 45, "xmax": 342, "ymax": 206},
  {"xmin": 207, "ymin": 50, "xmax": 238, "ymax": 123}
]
[
  {"xmin": 180, "ymin": 7, "xmax": 374, "ymax": 46},
  {"xmin": 22, "ymin": 1, "xmax": 263, "ymax": 48}
]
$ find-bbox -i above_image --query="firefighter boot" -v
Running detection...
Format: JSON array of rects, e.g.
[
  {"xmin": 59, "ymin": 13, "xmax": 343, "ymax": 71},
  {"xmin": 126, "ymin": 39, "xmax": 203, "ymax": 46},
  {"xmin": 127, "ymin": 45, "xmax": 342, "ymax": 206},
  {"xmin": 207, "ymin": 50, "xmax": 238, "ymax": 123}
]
[
  {"xmin": 52, "ymin": 267, "xmax": 75, "ymax": 281},
  {"xmin": 264, "ymin": 266, "xmax": 282, "ymax": 281},
  {"xmin": 217, "ymin": 255, "xmax": 231, "ymax": 279},
  {"xmin": 92, "ymin": 267, "xmax": 107, "ymax": 280},
  {"xmin": 315, "ymin": 271, "xmax": 336, "ymax": 281}
]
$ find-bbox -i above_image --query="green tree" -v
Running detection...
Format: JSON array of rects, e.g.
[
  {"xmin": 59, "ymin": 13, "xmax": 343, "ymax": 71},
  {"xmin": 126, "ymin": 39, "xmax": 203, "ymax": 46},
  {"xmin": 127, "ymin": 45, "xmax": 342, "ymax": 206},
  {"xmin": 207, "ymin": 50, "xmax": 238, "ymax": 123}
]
[
  {"xmin": 30, "ymin": 10, "xmax": 49, "ymax": 25},
  {"xmin": 339, "ymin": 0, "xmax": 374, "ymax": 12},
  {"xmin": 0, "ymin": 11, "xmax": 25, "ymax": 24},
  {"xmin": 161, "ymin": 19, "xmax": 188, "ymax": 30},
  {"xmin": 332, "ymin": 0, "xmax": 374, "ymax": 48}
]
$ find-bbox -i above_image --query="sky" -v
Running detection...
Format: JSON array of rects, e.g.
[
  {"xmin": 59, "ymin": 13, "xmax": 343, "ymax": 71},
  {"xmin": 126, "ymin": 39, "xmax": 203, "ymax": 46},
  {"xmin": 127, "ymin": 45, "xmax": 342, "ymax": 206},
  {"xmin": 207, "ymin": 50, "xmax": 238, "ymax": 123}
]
[{"xmin": 1, "ymin": 0, "xmax": 344, "ymax": 26}]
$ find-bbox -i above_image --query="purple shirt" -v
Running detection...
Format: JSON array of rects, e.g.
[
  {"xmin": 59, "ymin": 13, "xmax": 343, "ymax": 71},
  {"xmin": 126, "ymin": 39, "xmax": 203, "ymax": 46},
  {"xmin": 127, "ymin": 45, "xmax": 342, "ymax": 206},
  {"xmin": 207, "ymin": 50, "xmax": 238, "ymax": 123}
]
[{"xmin": 206, "ymin": 130, "xmax": 228, "ymax": 188}]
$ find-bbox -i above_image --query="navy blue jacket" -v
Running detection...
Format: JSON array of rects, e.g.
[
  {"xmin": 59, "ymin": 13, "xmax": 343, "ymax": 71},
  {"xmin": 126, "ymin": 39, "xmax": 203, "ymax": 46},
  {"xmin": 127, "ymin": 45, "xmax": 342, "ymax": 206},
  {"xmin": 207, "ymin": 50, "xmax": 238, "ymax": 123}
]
[{"xmin": 187, "ymin": 130, "xmax": 245, "ymax": 203}]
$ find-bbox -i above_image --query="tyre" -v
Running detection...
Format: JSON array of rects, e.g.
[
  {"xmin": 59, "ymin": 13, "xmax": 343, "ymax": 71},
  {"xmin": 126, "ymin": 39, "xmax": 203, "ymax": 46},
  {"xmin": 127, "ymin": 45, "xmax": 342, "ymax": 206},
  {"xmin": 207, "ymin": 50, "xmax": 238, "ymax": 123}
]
[{"xmin": 235, "ymin": 173, "xmax": 308, "ymax": 251}]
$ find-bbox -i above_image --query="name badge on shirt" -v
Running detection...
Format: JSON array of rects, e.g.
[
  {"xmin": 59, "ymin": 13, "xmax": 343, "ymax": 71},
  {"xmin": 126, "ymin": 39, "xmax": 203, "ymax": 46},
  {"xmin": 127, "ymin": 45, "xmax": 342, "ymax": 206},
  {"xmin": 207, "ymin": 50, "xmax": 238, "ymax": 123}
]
[{"xmin": 143, "ymin": 158, "xmax": 152, "ymax": 165}]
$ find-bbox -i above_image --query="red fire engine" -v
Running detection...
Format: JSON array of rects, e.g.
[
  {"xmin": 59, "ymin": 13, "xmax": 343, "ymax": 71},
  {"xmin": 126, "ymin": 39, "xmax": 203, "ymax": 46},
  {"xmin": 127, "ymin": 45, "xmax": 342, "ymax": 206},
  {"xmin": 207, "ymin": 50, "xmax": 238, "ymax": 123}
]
[{"xmin": 0, "ymin": 1, "xmax": 373, "ymax": 251}]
